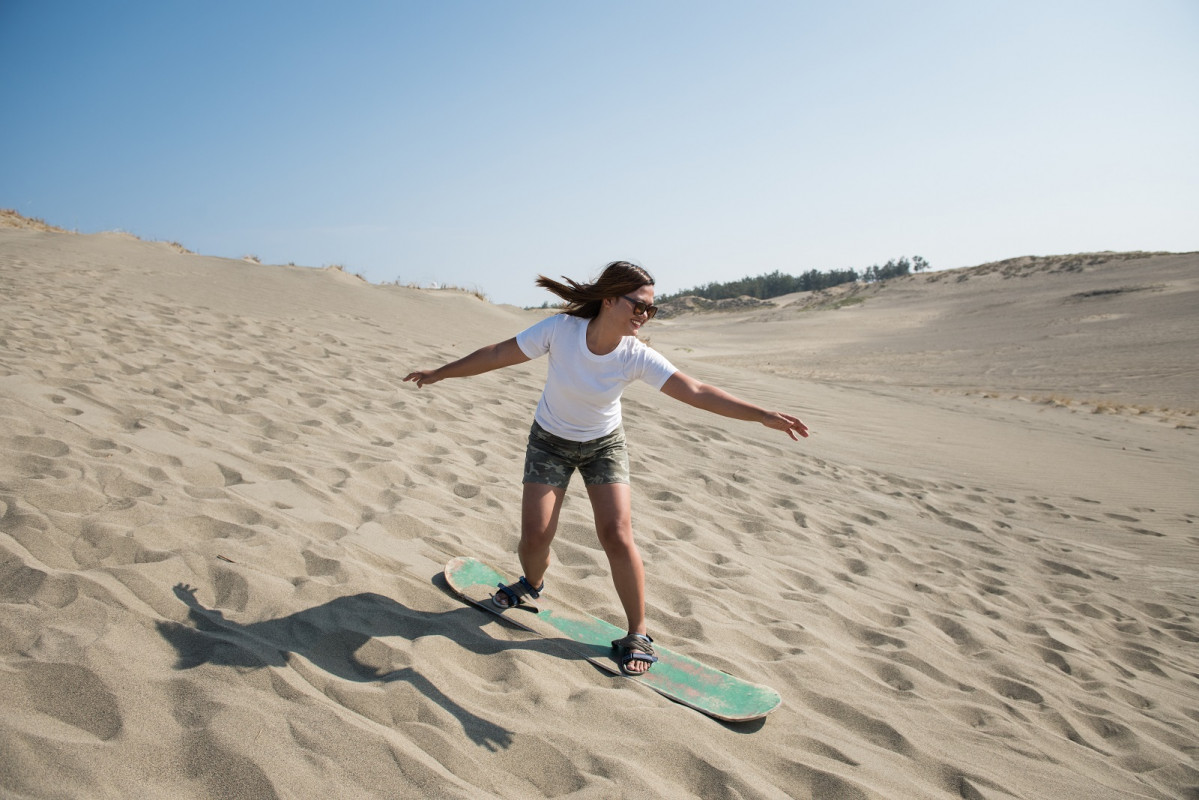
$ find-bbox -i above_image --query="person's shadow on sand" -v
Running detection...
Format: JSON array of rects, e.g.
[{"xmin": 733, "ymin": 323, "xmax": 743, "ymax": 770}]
[{"xmin": 157, "ymin": 581, "xmax": 553, "ymax": 751}]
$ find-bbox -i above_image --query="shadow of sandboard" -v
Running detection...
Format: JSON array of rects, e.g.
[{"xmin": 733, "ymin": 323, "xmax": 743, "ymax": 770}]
[{"xmin": 444, "ymin": 556, "xmax": 781, "ymax": 723}]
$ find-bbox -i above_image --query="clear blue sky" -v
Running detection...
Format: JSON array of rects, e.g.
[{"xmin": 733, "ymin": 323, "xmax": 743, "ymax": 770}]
[{"xmin": 3, "ymin": 1, "xmax": 1196, "ymax": 307}]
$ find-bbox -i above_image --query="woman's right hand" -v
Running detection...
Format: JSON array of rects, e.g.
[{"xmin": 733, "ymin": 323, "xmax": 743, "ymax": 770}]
[{"xmin": 403, "ymin": 369, "xmax": 441, "ymax": 388}]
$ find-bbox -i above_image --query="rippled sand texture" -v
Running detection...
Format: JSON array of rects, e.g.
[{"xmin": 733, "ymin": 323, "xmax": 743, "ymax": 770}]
[{"xmin": 2, "ymin": 227, "xmax": 1197, "ymax": 799}]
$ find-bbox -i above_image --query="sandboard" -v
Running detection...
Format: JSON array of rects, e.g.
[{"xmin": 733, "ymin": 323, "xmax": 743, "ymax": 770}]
[{"xmin": 444, "ymin": 556, "xmax": 781, "ymax": 722}]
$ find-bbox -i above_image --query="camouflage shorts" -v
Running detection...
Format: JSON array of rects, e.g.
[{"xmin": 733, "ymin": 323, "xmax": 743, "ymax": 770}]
[{"xmin": 522, "ymin": 422, "xmax": 630, "ymax": 489}]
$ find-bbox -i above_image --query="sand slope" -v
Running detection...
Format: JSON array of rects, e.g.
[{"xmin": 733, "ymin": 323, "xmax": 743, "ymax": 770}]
[
  {"xmin": 2, "ymin": 229, "xmax": 1197, "ymax": 799},
  {"xmin": 656, "ymin": 252, "xmax": 1199, "ymax": 411}
]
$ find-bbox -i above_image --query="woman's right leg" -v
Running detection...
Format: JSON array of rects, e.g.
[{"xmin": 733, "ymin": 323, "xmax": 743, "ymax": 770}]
[{"xmin": 519, "ymin": 482, "xmax": 566, "ymax": 589}]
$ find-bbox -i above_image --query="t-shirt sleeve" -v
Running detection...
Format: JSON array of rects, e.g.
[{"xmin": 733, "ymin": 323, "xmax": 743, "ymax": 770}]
[
  {"xmin": 639, "ymin": 345, "xmax": 677, "ymax": 390},
  {"xmin": 515, "ymin": 314, "xmax": 559, "ymax": 359}
]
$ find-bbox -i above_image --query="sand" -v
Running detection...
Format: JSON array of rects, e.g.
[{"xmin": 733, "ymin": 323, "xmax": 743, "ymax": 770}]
[{"xmin": 1, "ymin": 222, "xmax": 1197, "ymax": 799}]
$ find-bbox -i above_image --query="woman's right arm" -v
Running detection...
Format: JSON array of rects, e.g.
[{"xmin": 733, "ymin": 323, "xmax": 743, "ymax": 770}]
[{"xmin": 403, "ymin": 337, "xmax": 530, "ymax": 388}]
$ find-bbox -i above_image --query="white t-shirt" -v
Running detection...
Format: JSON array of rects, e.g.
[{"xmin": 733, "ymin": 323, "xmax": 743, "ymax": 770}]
[{"xmin": 516, "ymin": 314, "xmax": 678, "ymax": 441}]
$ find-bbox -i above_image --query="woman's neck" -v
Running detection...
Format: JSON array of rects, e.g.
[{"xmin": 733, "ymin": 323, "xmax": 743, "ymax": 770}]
[{"xmin": 585, "ymin": 315, "xmax": 623, "ymax": 356}]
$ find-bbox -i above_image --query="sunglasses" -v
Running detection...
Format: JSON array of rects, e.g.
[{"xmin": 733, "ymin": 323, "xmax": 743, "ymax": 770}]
[{"xmin": 619, "ymin": 294, "xmax": 658, "ymax": 319}]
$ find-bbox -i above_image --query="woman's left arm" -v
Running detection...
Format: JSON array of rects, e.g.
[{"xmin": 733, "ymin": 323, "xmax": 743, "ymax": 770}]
[{"xmin": 660, "ymin": 372, "xmax": 809, "ymax": 441}]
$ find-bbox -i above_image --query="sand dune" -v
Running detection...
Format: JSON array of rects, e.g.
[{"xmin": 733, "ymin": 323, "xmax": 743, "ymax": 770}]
[
  {"xmin": 656, "ymin": 251, "xmax": 1199, "ymax": 412},
  {"xmin": 2, "ymin": 225, "xmax": 1197, "ymax": 798}
]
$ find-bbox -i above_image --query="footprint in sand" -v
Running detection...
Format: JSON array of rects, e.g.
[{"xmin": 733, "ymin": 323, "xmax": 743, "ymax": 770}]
[
  {"xmin": 988, "ymin": 676, "xmax": 1044, "ymax": 704},
  {"xmin": 15, "ymin": 663, "xmax": 123, "ymax": 741},
  {"xmin": 1040, "ymin": 559, "xmax": 1091, "ymax": 579}
]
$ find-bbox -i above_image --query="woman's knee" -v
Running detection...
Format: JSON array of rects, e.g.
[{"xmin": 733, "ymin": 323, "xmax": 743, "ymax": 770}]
[
  {"xmin": 595, "ymin": 520, "xmax": 636, "ymax": 556},
  {"xmin": 519, "ymin": 520, "xmax": 556, "ymax": 551}
]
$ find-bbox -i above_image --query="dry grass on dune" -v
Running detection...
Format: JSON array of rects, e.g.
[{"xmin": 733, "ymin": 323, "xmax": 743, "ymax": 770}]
[{"xmin": 1, "ymin": 208, "xmax": 71, "ymax": 233}]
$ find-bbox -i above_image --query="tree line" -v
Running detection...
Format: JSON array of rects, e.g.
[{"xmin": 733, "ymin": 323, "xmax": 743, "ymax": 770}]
[{"xmin": 658, "ymin": 256, "xmax": 929, "ymax": 303}]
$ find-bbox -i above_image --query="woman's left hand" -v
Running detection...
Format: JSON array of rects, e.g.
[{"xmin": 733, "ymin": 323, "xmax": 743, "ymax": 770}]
[{"xmin": 763, "ymin": 412, "xmax": 809, "ymax": 440}]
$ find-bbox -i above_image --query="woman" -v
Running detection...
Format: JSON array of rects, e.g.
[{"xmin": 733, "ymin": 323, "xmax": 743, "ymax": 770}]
[{"xmin": 404, "ymin": 261, "xmax": 808, "ymax": 675}]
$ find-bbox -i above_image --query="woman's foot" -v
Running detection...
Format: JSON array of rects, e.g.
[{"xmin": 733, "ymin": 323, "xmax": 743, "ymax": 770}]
[
  {"xmin": 492, "ymin": 576, "xmax": 544, "ymax": 610},
  {"xmin": 612, "ymin": 632, "xmax": 656, "ymax": 675}
]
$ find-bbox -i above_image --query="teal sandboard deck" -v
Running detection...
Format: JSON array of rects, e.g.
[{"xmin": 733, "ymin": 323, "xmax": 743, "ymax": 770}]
[{"xmin": 444, "ymin": 556, "xmax": 781, "ymax": 722}]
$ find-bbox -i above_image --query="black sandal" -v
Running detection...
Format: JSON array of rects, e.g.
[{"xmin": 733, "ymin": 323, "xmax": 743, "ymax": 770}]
[
  {"xmin": 492, "ymin": 576, "xmax": 543, "ymax": 611},
  {"xmin": 612, "ymin": 632, "xmax": 658, "ymax": 675}
]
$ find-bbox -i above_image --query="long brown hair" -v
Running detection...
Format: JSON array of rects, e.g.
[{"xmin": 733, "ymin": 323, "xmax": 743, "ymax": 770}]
[{"xmin": 535, "ymin": 261, "xmax": 655, "ymax": 319}]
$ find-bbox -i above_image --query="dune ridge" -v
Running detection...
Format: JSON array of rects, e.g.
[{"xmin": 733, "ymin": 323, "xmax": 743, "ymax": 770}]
[
  {"xmin": 2, "ymin": 225, "xmax": 1197, "ymax": 798},
  {"xmin": 654, "ymin": 251, "xmax": 1199, "ymax": 414}
]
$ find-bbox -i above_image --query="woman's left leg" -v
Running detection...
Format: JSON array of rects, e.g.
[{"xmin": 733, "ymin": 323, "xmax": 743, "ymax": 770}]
[{"xmin": 586, "ymin": 482, "xmax": 648, "ymax": 648}]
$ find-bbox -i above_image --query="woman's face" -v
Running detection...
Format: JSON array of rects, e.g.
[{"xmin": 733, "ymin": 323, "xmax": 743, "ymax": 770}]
[{"xmin": 604, "ymin": 284, "xmax": 656, "ymax": 336}]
